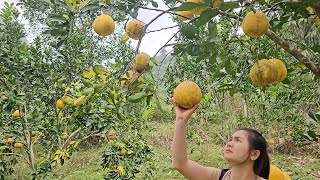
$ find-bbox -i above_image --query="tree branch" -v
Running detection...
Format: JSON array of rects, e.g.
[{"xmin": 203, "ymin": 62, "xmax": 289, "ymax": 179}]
[
  {"xmin": 153, "ymin": 30, "xmax": 180, "ymax": 58},
  {"xmin": 61, "ymin": 127, "xmax": 82, "ymax": 150},
  {"xmin": 153, "ymin": 17, "xmax": 198, "ymax": 57},
  {"xmin": 0, "ymin": 153, "xmax": 23, "ymax": 157},
  {"xmin": 264, "ymin": 29, "xmax": 320, "ymax": 75},
  {"xmin": 146, "ymin": 25, "xmax": 180, "ymax": 33},
  {"xmin": 81, "ymin": 130, "xmax": 100, "ymax": 141},
  {"xmin": 135, "ymin": 7, "xmax": 177, "ymax": 53},
  {"xmin": 213, "ymin": 8, "xmax": 320, "ymax": 76}
]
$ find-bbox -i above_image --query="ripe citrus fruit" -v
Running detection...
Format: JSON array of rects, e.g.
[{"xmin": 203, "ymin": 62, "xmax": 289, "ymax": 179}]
[
  {"xmin": 13, "ymin": 110, "xmax": 20, "ymax": 118},
  {"xmin": 173, "ymin": 81, "xmax": 202, "ymax": 109},
  {"xmin": 56, "ymin": 99, "xmax": 65, "ymax": 109},
  {"xmin": 133, "ymin": 53, "xmax": 150, "ymax": 73},
  {"xmin": 121, "ymin": 70, "xmax": 143, "ymax": 92},
  {"xmin": 187, "ymin": 0, "xmax": 206, "ymax": 15},
  {"xmin": 269, "ymin": 164, "xmax": 285, "ymax": 180},
  {"xmin": 177, "ymin": 11, "xmax": 194, "ymax": 21},
  {"xmin": 242, "ymin": 11, "xmax": 269, "ymax": 38},
  {"xmin": 6, "ymin": 137, "xmax": 14, "ymax": 143},
  {"xmin": 14, "ymin": 142, "xmax": 24, "ymax": 148},
  {"xmin": 107, "ymin": 130, "xmax": 117, "ymax": 140},
  {"xmin": 267, "ymin": 138, "xmax": 276, "ymax": 145},
  {"xmin": 93, "ymin": 14, "xmax": 115, "ymax": 36},
  {"xmin": 119, "ymin": 149, "xmax": 127, "ymax": 156},
  {"xmin": 249, "ymin": 59, "xmax": 278, "ymax": 86},
  {"xmin": 269, "ymin": 58, "xmax": 287, "ymax": 84},
  {"xmin": 125, "ymin": 19, "xmax": 145, "ymax": 40},
  {"xmin": 212, "ymin": 0, "xmax": 223, "ymax": 8}
]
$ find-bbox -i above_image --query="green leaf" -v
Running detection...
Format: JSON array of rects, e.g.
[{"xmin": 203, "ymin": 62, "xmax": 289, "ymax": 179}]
[
  {"xmin": 311, "ymin": 44, "xmax": 320, "ymax": 53},
  {"xmin": 229, "ymin": 88, "xmax": 239, "ymax": 96},
  {"xmin": 208, "ymin": 20, "xmax": 218, "ymax": 37},
  {"xmin": 61, "ymin": 96, "xmax": 75, "ymax": 104},
  {"xmin": 48, "ymin": 14, "xmax": 68, "ymax": 23},
  {"xmin": 149, "ymin": 57, "xmax": 158, "ymax": 67},
  {"xmin": 82, "ymin": 79, "xmax": 93, "ymax": 87},
  {"xmin": 40, "ymin": 0, "xmax": 54, "ymax": 6},
  {"xmin": 93, "ymin": 65, "xmax": 107, "ymax": 75},
  {"xmin": 82, "ymin": 71, "xmax": 92, "ymax": 79},
  {"xmin": 302, "ymin": 131, "xmax": 319, "ymax": 142},
  {"xmin": 82, "ymin": 87, "xmax": 94, "ymax": 95},
  {"xmin": 195, "ymin": 9, "xmax": 218, "ymax": 27},
  {"xmin": 176, "ymin": 2, "xmax": 199, "ymax": 11},
  {"xmin": 315, "ymin": 112, "xmax": 320, "ymax": 122},
  {"xmin": 49, "ymin": 29, "xmax": 65, "ymax": 36},
  {"xmin": 308, "ymin": 112, "xmax": 320, "ymax": 122},
  {"xmin": 164, "ymin": 0, "xmax": 175, "ymax": 4},
  {"xmin": 154, "ymin": 94, "xmax": 164, "ymax": 113},
  {"xmin": 107, "ymin": 97, "xmax": 114, "ymax": 105},
  {"xmin": 151, "ymin": 1, "xmax": 158, "ymax": 8},
  {"xmin": 82, "ymin": 67, "xmax": 95, "ymax": 79},
  {"xmin": 203, "ymin": 0, "xmax": 212, "ymax": 6},
  {"xmin": 181, "ymin": 25, "xmax": 197, "ymax": 39},
  {"xmin": 219, "ymin": 2, "xmax": 239, "ymax": 11},
  {"xmin": 57, "ymin": 38, "xmax": 67, "ymax": 48},
  {"xmin": 190, "ymin": 44, "xmax": 200, "ymax": 56},
  {"xmin": 256, "ymin": 0, "xmax": 267, "ymax": 4},
  {"xmin": 130, "ymin": 10, "xmax": 138, "ymax": 19},
  {"xmin": 56, "ymin": 0, "xmax": 75, "ymax": 13},
  {"xmin": 74, "ymin": 96, "xmax": 87, "ymax": 106},
  {"xmin": 0, "ymin": 145, "xmax": 9, "ymax": 151},
  {"xmin": 80, "ymin": 3, "xmax": 100, "ymax": 12},
  {"xmin": 127, "ymin": 92, "xmax": 147, "ymax": 103}
]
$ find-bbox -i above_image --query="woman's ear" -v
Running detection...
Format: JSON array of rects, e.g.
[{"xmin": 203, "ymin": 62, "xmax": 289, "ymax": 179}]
[{"xmin": 250, "ymin": 150, "xmax": 261, "ymax": 161}]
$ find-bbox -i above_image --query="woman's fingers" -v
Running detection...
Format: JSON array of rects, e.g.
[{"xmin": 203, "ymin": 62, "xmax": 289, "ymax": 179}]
[
  {"xmin": 170, "ymin": 98, "xmax": 178, "ymax": 108},
  {"xmin": 190, "ymin": 103, "xmax": 199, "ymax": 112},
  {"xmin": 170, "ymin": 98, "xmax": 199, "ymax": 112}
]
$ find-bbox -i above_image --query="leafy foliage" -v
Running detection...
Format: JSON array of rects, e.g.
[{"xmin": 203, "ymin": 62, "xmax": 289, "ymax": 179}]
[{"xmin": 0, "ymin": 0, "xmax": 319, "ymax": 179}]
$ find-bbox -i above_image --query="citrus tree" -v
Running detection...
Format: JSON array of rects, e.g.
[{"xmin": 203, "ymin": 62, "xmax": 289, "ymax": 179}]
[
  {"xmin": 1, "ymin": 0, "xmax": 319, "ymax": 179},
  {"xmin": 0, "ymin": 1, "xmax": 156, "ymax": 178}
]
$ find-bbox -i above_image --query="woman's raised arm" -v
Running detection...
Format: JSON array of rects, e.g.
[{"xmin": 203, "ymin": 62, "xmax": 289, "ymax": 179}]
[{"xmin": 171, "ymin": 98, "xmax": 220, "ymax": 180}]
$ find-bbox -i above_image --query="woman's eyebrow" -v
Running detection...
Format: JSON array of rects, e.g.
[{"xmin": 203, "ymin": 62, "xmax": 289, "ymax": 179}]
[{"xmin": 231, "ymin": 136, "xmax": 244, "ymax": 140}]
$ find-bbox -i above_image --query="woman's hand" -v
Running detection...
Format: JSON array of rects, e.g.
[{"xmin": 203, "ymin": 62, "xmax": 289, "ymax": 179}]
[{"xmin": 170, "ymin": 98, "xmax": 199, "ymax": 123}]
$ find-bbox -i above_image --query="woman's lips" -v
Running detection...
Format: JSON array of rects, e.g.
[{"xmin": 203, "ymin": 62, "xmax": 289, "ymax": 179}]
[{"xmin": 225, "ymin": 149, "xmax": 233, "ymax": 153}]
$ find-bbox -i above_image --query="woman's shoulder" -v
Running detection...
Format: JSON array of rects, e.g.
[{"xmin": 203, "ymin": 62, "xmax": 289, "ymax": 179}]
[
  {"xmin": 257, "ymin": 177, "xmax": 266, "ymax": 180},
  {"xmin": 208, "ymin": 167, "xmax": 223, "ymax": 180},
  {"xmin": 219, "ymin": 170, "xmax": 266, "ymax": 180}
]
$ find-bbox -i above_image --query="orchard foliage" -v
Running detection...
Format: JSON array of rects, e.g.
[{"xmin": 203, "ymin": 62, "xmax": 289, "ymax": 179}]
[{"xmin": 0, "ymin": 0, "xmax": 319, "ymax": 179}]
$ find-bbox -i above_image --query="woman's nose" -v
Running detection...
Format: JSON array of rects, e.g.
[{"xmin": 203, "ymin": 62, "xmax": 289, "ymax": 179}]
[{"xmin": 226, "ymin": 141, "xmax": 232, "ymax": 147}]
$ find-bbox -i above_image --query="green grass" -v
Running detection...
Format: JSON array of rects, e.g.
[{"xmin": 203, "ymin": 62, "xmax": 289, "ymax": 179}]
[
  {"xmin": 8, "ymin": 120, "xmax": 320, "ymax": 180},
  {"xmin": 50, "ymin": 146, "xmax": 106, "ymax": 180},
  {"xmin": 270, "ymin": 153, "xmax": 319, "ymax": 180}
]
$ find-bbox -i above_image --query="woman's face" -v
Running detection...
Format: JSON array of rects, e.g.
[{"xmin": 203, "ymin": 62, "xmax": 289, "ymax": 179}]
[{"xmin": 224, "ymin": 130, "xmax": 251, "ymax": 166}]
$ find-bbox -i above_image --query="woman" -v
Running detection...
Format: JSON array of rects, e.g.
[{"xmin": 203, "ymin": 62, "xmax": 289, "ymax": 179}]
[{"xmin": 171, "ymin": 98, "xmax": 270, "ymax": 180}]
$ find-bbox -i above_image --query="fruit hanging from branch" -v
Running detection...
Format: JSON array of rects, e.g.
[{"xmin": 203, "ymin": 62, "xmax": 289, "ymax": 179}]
[
  {"xmin": 133, "ymin": 52, "xmax": 150, "ymax": 73},
  {"xmin": 242, "ymin": 11, "xmax": 269, "ymax": 38},
  {"xmin": 249, "ymin": 59, "xmax": 278, "ymax": 86},
  {"xmin": 93, "ymin": 14, "xmax": 115, "ymax": 36},
  {"xmin": 125, "ymin": 19, "xmax": 145, "ymax": 40}
]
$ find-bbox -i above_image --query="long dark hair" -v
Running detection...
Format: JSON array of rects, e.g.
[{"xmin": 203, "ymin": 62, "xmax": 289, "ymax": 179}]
[{"xmin": 238, "ymin": 127, "xmax": 270, "ymax": 179}]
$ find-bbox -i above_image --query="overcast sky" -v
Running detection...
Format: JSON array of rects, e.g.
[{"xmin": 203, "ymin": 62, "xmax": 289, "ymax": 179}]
[
  {"xmin": 0, "ymin": 0, "xmax": 177, "ymax": 56},
  {"xmin": 132, "ymin": 0, "xmax": 178, "ymax": 56}
]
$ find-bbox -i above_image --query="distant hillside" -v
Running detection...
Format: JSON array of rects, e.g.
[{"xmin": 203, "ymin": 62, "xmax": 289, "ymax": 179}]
[{"xmin": 152, "ymin": 48, "xmax": 175, "ymax": 80}]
